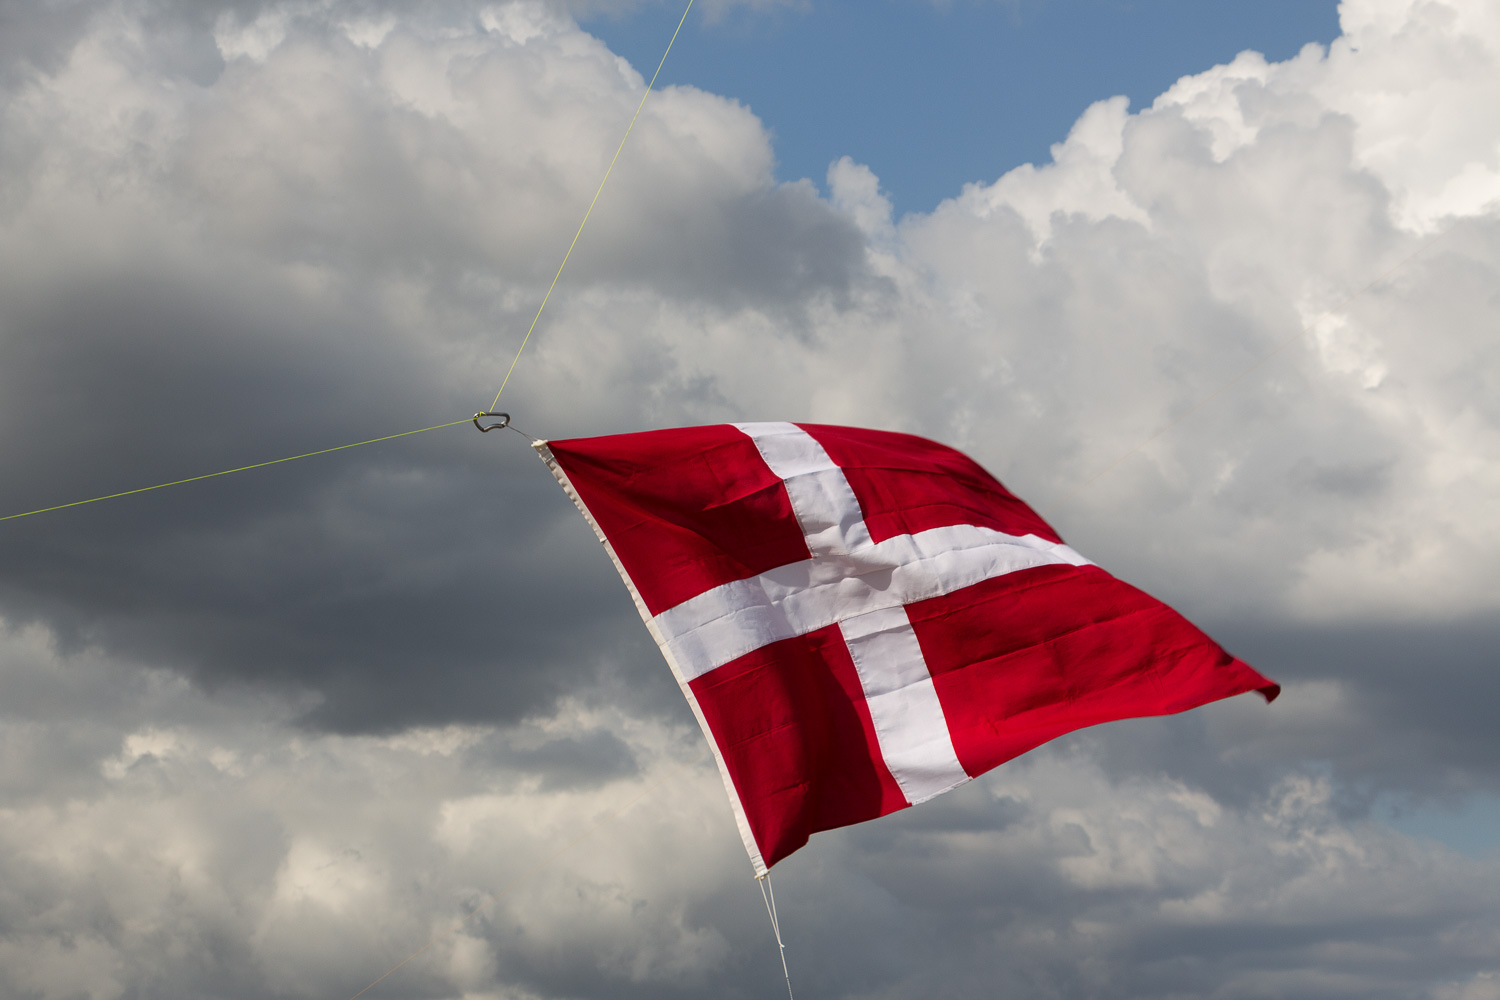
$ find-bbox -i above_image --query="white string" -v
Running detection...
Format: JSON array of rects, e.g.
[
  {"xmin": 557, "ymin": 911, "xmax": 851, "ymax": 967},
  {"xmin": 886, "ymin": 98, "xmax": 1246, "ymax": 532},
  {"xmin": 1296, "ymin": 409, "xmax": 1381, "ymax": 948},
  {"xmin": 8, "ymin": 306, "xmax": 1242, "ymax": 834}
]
[{"xmin": 757, "ymin": 872, "xmax": 795, "ymax": 1000}]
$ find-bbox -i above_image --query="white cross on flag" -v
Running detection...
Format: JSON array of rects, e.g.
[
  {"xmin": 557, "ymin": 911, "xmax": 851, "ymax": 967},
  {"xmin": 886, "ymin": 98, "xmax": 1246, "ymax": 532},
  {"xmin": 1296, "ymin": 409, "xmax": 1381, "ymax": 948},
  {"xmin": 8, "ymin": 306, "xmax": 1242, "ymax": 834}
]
[{"xmin": 537, "ymin": 422, "xmax": 1278, "ymax": 874}]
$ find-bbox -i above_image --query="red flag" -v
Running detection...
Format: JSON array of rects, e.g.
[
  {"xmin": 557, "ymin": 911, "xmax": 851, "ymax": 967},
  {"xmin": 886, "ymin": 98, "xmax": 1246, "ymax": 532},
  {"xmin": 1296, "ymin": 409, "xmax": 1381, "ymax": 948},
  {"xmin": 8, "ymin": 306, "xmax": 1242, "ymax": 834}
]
[{"xmin": 538, "ymin": 422, "xmax": 1277, "ymax": 874}]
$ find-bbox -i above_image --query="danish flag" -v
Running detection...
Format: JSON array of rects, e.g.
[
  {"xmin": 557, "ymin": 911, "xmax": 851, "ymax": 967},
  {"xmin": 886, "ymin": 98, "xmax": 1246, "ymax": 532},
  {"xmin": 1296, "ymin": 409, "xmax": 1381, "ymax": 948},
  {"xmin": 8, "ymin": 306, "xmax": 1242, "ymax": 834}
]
[{"xmin": 538, "ymin": 423, "xmax": 1278, "ymax": 874}]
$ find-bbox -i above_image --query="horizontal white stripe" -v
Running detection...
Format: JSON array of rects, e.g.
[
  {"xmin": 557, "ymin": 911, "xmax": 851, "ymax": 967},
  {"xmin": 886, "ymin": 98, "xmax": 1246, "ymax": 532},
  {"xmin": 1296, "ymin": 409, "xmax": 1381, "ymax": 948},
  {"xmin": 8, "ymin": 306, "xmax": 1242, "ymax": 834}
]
[
  {"xmin": 655, "ymin": 524, "xmax": 1090, "ymax": 681},
  {"xmin": 839, "ymin": 607, "xmax": 970, "ymax": 803}
]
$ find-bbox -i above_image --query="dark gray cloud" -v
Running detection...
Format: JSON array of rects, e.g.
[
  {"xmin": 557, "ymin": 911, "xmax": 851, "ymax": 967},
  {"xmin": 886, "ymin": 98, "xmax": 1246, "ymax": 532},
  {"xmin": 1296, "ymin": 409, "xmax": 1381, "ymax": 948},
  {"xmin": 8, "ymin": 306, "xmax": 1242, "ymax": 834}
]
[
  {"xmin": 0, "ymin": 0, "xmax": 98, "ymax": 80},
  {"xmin": 0, "ymin": 0, "xmax": 869, "ymax": 733},
  {"xmin": 0, "ymin": 262, "xmax": 633, "ymax": 731},
  {"xmin": 1220, "ymin": 617, "xmax": 1500, "ymax": 794}
]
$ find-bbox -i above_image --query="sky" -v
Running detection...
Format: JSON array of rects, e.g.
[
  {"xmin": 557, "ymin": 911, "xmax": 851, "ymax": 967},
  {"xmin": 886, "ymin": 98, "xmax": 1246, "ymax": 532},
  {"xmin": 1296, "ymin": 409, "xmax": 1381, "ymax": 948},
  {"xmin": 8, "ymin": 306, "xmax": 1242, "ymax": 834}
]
[
  {"xmin": 583, "ymin": 0, "xmax": 1345, "ymax": 213},
  {"xmin": 1, "ymin": 1, "xmax": 1499, "ymax": 998}
]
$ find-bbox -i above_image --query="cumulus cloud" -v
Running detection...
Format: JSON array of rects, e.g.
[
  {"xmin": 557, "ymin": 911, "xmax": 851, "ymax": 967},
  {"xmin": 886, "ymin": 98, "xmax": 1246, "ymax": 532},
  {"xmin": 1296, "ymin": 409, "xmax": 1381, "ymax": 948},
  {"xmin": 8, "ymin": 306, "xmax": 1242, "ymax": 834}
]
[
  {"xmin": 0, "ymin": 0, "xmax": 866, "ymax": 731},
  {"xmin": 1, "ymin": 0, "xmax": 1498, "ymax": 996},
  {"xmin": 6, "ymin": 622, "xmax": 1499, "ymax": 999}
]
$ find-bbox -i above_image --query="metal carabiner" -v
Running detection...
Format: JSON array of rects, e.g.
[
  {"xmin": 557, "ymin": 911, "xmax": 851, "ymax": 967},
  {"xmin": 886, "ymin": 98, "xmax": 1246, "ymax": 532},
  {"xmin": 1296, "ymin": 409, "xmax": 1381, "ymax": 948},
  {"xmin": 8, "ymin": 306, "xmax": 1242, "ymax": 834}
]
[{"xmin": 472, "ymin": 412, "xmax": 511, "ymax": 432}]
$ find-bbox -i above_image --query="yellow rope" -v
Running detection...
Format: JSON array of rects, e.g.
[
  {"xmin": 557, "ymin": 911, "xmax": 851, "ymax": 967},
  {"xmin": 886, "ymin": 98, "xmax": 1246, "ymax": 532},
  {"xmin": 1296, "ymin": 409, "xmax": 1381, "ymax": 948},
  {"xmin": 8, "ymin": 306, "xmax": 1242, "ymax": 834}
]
[
  {"xmin": 488, "ymin": 0, "xmax": 697, "ymax": 412},
  {"xmin": 0, "ymin": 419, "xmax": 472, "ymax": 522},
  {"xmin": 0, "ymin": 223, "xmax": 1460, "ymax": 525},
  {"xmin": 3, "ymin": 0, "xmax": 702, "ymax": 526}
]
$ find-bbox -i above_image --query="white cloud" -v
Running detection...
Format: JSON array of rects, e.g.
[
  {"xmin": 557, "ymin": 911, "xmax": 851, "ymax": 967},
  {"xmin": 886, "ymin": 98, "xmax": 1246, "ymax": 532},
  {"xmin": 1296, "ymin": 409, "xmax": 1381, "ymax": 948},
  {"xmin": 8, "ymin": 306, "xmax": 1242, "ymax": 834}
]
[
  {"xmin": 963, "ymin": 94, "xmax": 1150, "ymax": 243},
  {"xmin": 816, "ymin": 0, "xmax": 1500, "ymax": 626},
  {"xmin": 0, "ymin": 621, "xmax": 749, "ymax": 999},
  {"xmin": 6, "ymin": 619, "xmax": 1500, "ymax": 999}
]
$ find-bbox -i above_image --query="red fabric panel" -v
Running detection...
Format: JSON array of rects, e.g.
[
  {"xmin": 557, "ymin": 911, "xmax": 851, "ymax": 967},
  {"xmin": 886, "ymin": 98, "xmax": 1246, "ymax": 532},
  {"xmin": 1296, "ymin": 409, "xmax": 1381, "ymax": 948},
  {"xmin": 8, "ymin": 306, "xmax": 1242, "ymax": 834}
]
[
  {"xmin": 800, "ymin": 424, "xmax": 1064, "ymax": 545},
  {"xmin": 547, "ymin": 426, "xmax": 810, "ymax": 615},
  {"xmin": 909, "ymin": 564, "xmax": 1280, "ymax": 776},
  {"xmin": 689, "ymin": 625, "xmax": 909, "ymax": 868}
]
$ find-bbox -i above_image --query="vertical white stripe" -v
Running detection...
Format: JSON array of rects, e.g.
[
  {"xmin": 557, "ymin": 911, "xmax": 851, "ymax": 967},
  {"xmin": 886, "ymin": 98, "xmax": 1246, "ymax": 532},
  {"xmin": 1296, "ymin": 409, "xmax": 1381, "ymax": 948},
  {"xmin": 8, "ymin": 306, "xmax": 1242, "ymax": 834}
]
[
  {"xmin": 734, "ymin": 422, "xmax": 836, "ymax": 480},
  {"xmin": 733, "ymin": 423, "xmax": 969, "ymax": 805},
  {"xmin": 839, "ymin": 607, "xmax": 970, "ymax": 803},
  {"xmin": 733, "ymin": 422, "xmax": 871, "ymax": 557}
]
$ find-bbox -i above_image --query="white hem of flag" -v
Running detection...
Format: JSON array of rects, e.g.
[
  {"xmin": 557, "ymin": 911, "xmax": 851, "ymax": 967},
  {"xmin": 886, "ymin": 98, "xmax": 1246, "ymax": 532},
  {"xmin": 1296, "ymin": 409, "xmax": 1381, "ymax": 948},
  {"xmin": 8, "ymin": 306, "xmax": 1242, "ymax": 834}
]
[{"xmin": 535, "ymin": 441, "xmax": 771, "ymax": 877}]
